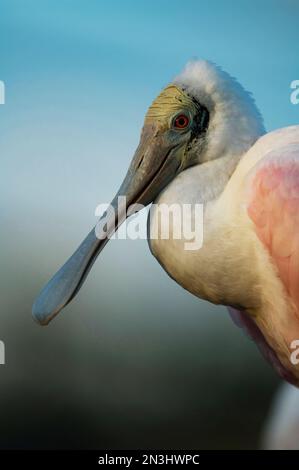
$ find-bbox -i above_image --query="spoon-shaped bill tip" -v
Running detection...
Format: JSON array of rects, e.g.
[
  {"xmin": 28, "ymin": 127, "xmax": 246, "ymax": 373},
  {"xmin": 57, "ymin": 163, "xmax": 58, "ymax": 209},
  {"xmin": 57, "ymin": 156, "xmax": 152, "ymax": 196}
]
[{"xmin": 32, "ymin": 229, "xmax": 103, "ymax": 325}]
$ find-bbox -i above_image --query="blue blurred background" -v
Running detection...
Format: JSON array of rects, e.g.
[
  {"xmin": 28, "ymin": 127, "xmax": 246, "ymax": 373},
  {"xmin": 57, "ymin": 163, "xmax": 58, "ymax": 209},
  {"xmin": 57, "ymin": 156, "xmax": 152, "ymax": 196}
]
[{"xmin": 0, "ymin": 0, "xmax": 298, "ymax": 449}]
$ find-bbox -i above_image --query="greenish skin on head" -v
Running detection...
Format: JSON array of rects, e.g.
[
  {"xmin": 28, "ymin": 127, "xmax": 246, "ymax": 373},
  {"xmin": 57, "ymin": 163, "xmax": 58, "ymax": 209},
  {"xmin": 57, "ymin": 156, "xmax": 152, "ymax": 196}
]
[{"xmin": 146, "ymin": 84, "xmax": 199, "ymax": 124}]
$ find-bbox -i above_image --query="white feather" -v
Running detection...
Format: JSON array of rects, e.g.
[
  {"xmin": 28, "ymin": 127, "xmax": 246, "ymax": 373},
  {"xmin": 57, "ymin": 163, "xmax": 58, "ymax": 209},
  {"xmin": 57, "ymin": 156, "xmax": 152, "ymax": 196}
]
[{"xmin": 174, "ymin": 60, "xmax": 265, "ymax": 161}]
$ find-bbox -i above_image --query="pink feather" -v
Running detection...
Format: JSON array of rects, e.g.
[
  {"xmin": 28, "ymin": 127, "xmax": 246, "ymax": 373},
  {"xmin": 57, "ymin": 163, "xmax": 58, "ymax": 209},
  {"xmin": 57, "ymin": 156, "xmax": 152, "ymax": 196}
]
[{"xmin": 248, "ymin": 144, "xmax": 299, "ymax": 316}]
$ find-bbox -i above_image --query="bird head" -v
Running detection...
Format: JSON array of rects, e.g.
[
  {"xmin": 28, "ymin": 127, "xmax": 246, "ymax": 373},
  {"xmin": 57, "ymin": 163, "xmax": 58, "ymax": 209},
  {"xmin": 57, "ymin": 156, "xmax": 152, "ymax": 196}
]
[
  {"xmin": 110, "ymin": 83, "xmax": 209, "ymax": 211},
  {"xmin": 32, "ymin": 60, "xmax": 264, "ymax": 325}
]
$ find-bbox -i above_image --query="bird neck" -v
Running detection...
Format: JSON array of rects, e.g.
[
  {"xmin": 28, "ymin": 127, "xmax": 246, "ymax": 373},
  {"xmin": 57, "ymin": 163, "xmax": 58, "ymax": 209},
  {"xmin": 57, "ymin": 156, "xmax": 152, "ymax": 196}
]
[{"xmin": 187, "ymin": 152, "xmax": 243, "ymax": 204}]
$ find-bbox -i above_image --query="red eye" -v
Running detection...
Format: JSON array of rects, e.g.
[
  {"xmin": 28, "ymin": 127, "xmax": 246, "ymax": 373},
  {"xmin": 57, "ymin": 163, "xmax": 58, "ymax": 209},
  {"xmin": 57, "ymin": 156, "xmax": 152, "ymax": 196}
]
[{"xmin": 174, "ymin": 114, "xmax": 190, "ymax": 129}]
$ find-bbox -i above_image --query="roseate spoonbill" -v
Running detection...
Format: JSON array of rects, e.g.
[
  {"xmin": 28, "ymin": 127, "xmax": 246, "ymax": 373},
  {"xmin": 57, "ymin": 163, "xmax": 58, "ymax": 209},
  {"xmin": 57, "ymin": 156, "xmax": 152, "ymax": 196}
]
[{"xmin": 32, "ymin": 60, "xmax": 299, "ymax": 385}]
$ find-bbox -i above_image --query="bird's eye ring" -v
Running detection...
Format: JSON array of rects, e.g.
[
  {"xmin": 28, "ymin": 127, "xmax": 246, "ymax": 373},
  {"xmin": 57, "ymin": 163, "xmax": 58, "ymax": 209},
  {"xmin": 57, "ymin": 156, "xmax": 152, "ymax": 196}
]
[{"xmin": 173, "ymin": 114, "xmax": 190, "ymax": 129}]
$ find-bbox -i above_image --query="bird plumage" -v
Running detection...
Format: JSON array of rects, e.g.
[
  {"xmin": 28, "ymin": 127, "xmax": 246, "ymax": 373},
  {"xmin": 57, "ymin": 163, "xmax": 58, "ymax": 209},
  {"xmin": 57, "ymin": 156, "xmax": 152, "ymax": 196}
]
[
  {"xmin": 150, "ymin": 125, "xmax": 299, "ymax": 384},
  {"xmin": 32, "ymin": 59, "xmax": 299, "ymax": 385}
]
